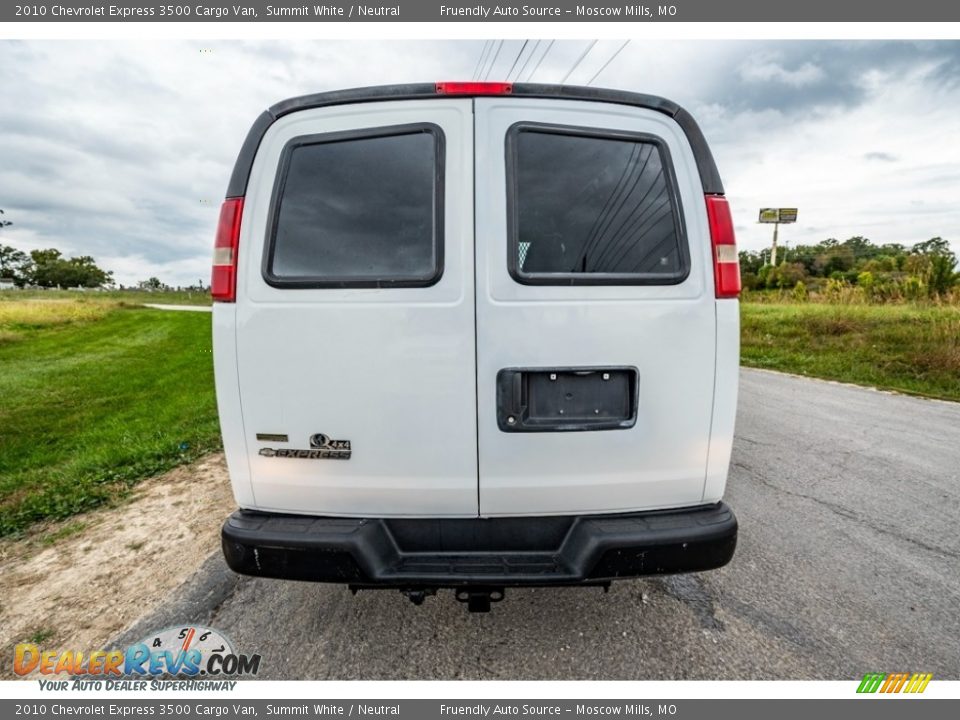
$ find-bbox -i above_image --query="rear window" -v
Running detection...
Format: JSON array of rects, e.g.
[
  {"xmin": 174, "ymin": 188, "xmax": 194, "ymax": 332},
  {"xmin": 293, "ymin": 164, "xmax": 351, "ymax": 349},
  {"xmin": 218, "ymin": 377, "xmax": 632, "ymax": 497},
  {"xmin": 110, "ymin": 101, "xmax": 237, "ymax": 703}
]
[
  {"xmin": 506, "ymin": 123, "xmax": 688, "ymax": 285},
  {"xmin": 264, "ymin": 124, "xmax": 444, "ymax": 288}
]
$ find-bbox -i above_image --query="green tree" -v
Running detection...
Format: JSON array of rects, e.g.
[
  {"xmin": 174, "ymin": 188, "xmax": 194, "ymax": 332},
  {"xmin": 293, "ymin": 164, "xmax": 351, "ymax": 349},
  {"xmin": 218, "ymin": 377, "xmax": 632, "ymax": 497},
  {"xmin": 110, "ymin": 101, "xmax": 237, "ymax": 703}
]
[
  {"xmin": 841, "ymin": 236, "xmax": 875, "ymax": 260},
  {"xmin": 909, "ymin": 237, "xmax": 957, "ymax": 296},
  {"xmin": 27, "ymin": 249, "xmax": 63, "ymax": 287},
  {"xmin": 861, "ymin": 256, "xmax": 897, "ymax": 273},
  {"xmin": 787, "ymin": 243, "xmax": 822, "ymax": 275},
  {"xmin": 138, "ymin": 277, "xmax": 165, "ymax": 291},
  {"xmin": 28, "ymin": 248, "xmax": 113, "ymax": 288},
  {"xmin": 738, "ymin": 250, "xmax": 765, "ymax": 275},
  {"xmin": 766, "ymin": 262, "xmax": 807, "ymax": 289},
  {"xmin": 0, "ymin": 244, "xmax": 33, "ymax": 286},
  {"xmin": 911, "ymin": 237, "xmax": 954, "ymax": 257},
  {"xmin": 815, "ymin": 244, "xmax": 855, "ymax": 276}
]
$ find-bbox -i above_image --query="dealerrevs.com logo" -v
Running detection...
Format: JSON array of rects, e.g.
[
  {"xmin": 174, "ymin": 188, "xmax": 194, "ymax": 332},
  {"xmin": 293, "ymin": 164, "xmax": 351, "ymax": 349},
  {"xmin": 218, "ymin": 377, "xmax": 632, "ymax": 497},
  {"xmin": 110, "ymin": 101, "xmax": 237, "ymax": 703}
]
[{"xmin": 14, "ymin": 625, "xmax": 261, "ymax": 687}]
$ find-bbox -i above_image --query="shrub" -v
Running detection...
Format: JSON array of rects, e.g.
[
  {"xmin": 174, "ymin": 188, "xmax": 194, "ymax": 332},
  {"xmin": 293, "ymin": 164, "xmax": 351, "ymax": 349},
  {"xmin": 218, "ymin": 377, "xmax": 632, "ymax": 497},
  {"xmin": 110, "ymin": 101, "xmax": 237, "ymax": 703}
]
[
  {"xmin": 741, "ymin": 271, "xmax": 761, "ymax": 291},
  {"xmin": 766, "ymin": 262, "xmax": 807, "ymax": 289},
  {"xmin": 857, "ymin": 271, "xmax": 876, "ymax": 299},
  {"xmin": 823, "ymin": 277, "xmax": 853, "ymax": 303},
  {"xmin": 901, "ymin": 275, "xmax": 925, "ymax": 301},
  {"xmin": 792, "ymin": 280, "xmax": 809, "ymax": 302}
]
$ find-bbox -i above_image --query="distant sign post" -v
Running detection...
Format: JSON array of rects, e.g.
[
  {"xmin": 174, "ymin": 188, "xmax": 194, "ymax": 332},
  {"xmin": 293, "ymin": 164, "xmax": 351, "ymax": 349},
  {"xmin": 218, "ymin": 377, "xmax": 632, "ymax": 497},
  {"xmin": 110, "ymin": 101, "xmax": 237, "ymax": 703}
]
[{"xmin": 758, "ymin": 208, "xmax": 798, "ymax": 265}]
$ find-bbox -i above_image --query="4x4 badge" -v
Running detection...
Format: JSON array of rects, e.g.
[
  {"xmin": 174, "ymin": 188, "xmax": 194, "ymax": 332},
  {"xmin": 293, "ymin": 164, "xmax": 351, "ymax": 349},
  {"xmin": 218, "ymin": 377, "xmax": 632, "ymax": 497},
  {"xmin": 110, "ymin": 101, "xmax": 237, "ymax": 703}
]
[
  {"xmin": 309, "ymin": 433, "xmax": 350, "ymax": 451},
  {"xmin": 259, "ymin": 433, "xmax": 351, "ymax": 460}
]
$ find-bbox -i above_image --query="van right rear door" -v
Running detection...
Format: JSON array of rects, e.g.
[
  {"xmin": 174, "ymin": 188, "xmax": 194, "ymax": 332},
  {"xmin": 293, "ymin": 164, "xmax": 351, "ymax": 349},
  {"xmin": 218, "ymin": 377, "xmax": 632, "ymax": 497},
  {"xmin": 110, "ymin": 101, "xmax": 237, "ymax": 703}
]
[{"xmin": 474, "ymin": 97, "xmax": 718, "ymax": 517}]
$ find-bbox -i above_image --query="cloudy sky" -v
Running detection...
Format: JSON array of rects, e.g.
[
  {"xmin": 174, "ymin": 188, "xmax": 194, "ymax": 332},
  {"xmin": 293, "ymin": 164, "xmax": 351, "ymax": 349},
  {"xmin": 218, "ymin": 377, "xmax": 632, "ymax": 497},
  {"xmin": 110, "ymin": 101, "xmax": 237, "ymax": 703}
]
[{"xmin": 1, "ymin": 39, "xmax": 958, "ymax": 286}]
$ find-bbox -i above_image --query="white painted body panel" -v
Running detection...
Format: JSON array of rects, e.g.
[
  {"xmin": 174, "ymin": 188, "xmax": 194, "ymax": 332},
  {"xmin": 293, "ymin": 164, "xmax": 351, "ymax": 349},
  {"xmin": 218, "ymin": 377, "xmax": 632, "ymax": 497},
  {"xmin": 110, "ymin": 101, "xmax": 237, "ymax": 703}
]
[
  {"xmin": 227, "ymin": 99, "xmax": 479, "ymax": 516},
  {"xmin": 474, "ymin": 98, "xmax": 718, "ymax": 515},
  {"xmin": 213, "ymin": 94, "xmax": 738, "ymax": 519},
  {"xmin": 213, "ymin": 302, "xmax": 255, "ymax": 508},
  {"xmin": 703, "ymin": 298, "xmax": 740, "ymax": 503}
]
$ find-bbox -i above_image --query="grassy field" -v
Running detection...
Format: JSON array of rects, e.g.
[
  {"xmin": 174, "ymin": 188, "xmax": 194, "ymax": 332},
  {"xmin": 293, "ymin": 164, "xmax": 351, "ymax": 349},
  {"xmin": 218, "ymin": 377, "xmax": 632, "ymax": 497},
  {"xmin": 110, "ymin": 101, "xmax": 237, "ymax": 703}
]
[
  {"xmin": 0, "ymin": 298, "xmax": 219, "ymax": 537},
  {"xmin": 0, "ymin": 288, "xmax": 211, "ymax": 307},
  {"xmin": 741, "ymin": 301, "xmax": 960, "ymax": 402},
  {"xmin": 1, "ymin": 291, "xmax": 958, "ymax": 537}
]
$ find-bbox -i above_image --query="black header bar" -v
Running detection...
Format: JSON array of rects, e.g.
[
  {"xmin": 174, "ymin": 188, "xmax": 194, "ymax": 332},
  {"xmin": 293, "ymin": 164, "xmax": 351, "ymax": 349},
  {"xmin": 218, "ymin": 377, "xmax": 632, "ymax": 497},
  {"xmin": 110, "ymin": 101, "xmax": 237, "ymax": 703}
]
[{"xmin": 6, "ymin": 1, "xmax": 960, "ymax": 23}]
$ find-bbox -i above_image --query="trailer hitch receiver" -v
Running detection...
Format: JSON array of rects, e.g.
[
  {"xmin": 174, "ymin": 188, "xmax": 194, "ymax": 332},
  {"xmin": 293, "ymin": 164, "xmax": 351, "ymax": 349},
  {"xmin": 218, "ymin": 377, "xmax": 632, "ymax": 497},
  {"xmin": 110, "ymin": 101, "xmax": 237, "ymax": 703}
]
[{"xmin": 455, "ymin": 587, "xmax": 505, "ymax": 613}]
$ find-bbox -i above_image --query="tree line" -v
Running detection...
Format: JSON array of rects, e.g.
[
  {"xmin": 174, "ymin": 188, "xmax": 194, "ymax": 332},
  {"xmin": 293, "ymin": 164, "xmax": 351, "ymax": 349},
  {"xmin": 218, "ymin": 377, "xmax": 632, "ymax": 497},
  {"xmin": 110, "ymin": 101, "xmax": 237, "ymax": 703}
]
[
  {"xmin": 0, "ymin": 245, "xmax": 113, "ymax": 289},
  {"xmin": 2, "ymin": 204, "xmax": 956, "ymax": 300},
  {"xmin": 739, "ymin": 236, "xmax": 958, "ymax": 300}
]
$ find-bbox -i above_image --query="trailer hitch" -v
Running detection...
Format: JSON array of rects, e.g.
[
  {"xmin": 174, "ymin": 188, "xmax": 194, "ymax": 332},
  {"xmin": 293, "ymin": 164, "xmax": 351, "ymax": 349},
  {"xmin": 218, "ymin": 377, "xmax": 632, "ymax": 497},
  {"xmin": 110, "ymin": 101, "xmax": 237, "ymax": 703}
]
[{"xmin": 455, "ymin": 587, "xmax": 505, "ymax": 613}]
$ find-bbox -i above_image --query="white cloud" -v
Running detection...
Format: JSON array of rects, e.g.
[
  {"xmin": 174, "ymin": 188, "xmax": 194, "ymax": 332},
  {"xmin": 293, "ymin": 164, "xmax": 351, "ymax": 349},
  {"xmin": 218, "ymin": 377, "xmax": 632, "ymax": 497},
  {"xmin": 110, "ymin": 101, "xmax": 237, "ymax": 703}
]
[
  {"xmin": 714, "ymin": 57, "xmax": 960, "ymax": 254},
  {"xmin": 739, "ymin": 55, "xmax": 825, "ymax": 87},
  {"xmin": 1, "ymin": 40, "xmax": 958, "ymax": 286}
]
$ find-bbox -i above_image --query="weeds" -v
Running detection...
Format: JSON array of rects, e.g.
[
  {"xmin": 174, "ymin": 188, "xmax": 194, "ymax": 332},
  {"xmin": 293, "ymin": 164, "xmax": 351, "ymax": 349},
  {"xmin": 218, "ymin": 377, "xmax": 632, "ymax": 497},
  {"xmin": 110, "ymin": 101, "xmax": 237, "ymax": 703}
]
[
  {"xmin": 741, "ymin": 301, "xmax": 960, "ymax": 401},
  {"xmin": 27, "ymin": 628, "xmax": 55, "ymax": 645}
]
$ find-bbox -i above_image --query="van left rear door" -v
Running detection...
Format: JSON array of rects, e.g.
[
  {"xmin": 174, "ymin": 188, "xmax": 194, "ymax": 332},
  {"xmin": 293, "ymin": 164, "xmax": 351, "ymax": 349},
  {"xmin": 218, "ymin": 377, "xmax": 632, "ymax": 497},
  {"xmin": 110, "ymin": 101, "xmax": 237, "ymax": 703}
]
[{"xmin": 234, "ymin": 99, "xmax": 478, "ymax": 517}]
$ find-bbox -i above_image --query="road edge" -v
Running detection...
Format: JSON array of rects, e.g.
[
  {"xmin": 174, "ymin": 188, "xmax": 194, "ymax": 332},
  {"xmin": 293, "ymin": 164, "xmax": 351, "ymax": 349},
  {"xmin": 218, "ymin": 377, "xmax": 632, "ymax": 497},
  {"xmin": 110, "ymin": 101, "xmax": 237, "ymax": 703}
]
[
  {"xmin": 740, "ymin": 366, "xmax": 960, "ymax": 406},
  {"xmin": 106, "ymin": 552, "xmax": 241, "ymax": 651}
]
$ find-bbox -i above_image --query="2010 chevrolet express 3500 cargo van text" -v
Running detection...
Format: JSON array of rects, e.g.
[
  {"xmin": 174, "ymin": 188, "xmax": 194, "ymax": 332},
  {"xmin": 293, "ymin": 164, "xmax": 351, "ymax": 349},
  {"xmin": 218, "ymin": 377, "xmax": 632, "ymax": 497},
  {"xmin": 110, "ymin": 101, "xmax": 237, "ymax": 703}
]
[{"xmin": 212, "ymin": 82, "xmax": 741, "ymax": 612}]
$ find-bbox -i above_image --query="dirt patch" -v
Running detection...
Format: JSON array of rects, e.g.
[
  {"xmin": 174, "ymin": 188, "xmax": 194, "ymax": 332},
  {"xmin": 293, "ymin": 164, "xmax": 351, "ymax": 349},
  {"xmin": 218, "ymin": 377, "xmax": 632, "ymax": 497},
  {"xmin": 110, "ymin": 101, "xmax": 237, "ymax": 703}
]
[{"xmin": 0, "ymin": 453, "xmax": 234, "ymax": 678}]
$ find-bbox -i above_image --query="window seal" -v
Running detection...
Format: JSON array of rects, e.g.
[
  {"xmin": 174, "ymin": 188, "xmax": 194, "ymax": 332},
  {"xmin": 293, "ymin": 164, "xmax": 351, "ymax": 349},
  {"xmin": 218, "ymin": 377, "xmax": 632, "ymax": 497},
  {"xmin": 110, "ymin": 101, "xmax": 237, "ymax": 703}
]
[
  {"xmin": 262, "ymin": 122, "xmax": 445, "ymax": 289},
  {"xmin": 505, "ymin": 121, "xmax": 691, "ymax": 287}
]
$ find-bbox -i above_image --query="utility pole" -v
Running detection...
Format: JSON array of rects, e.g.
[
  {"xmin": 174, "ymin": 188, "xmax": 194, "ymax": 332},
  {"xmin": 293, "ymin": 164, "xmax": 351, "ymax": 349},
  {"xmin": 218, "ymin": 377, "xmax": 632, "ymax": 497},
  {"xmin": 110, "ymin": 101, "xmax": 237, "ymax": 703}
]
[{"xmin": 771, "ymin": 222, "xmax": 780, "ymax": 266}]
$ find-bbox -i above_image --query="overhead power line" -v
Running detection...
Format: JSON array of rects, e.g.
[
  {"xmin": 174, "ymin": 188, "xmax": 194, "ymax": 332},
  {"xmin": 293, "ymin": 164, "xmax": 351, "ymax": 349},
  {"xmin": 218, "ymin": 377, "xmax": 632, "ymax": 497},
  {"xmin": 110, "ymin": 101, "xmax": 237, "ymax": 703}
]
[
  {"xmin": 512, "ymin": 39, "xmax": 540, "ymax": 82},
  {"xmin": 505, "ymin": 40, "xmax": 530, "ymax": 82},
  {"xmin": 472, "ymin": 40, "xmax": 492, "ymax": 80},
  {"xmin": 482, "ymin": 39, "xmax": 505, "ymax": 80},
  {"xmin": 586, "ymin": 40, "xmax": 631, "ymax": 86},
  {"xmin": 524, "ymin": 39, "xmax": 554, "ymax": 82},
  {"xmin": 560, "ymin": 40, "xmax": 598, "ymax": 84}
]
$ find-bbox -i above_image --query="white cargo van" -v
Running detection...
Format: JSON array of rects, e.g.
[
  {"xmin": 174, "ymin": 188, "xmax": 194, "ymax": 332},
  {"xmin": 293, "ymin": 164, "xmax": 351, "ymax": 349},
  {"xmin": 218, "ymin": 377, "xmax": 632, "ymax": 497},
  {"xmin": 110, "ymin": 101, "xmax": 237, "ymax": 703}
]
[{"xmin": 213, "ymin": 82, "xmax": 740, "ymax": 612}]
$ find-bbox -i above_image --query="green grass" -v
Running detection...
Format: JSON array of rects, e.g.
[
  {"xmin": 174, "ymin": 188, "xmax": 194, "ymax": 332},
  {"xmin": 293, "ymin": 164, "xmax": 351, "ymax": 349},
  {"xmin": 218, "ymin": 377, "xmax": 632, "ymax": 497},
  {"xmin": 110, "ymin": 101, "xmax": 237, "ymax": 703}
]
[
  {"xmin": 0, "ymin": 305, "xmax": 219, "ymax": 537},
  {"xmin": 27, "ymin": 629, "xmax": 55, "ymax": 645},
  {"xmin": 39, "ymin": 521, "xmax": 89, "ymax": 546},
  {"xmin": 0, "ymin": 290, "xmax": 210, "ymax": 346},
  {"xmin": 0, "ymin": 289, "xmax": 211, "ymax": 307},
  {"xmin": 741, "ymin": 302, "xmax": 960, "ymax": 401}
]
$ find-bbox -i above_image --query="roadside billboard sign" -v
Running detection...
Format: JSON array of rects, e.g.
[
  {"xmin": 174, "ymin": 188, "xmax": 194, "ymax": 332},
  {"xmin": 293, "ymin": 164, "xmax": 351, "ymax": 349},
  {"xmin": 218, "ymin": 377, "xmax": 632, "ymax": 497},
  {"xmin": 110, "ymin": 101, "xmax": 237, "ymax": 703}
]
[{"xmin": 759, "ymin": 208, "xmax": 798, "ymax": 223}]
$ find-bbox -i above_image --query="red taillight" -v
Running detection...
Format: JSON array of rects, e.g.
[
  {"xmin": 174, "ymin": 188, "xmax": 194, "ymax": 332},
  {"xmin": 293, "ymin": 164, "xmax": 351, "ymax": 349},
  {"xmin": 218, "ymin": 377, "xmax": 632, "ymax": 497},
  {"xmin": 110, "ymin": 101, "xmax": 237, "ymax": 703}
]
[
  {"xmin": 705, "ymin": 194, "xmax": 741, "ymax": 299},
  {"xmin": 435, "ymin": 81, "xmax": 513, "ymax": 96},
  {"xmin": 211, "ymin": 197, "xmax": 243, "ymax": 302}
]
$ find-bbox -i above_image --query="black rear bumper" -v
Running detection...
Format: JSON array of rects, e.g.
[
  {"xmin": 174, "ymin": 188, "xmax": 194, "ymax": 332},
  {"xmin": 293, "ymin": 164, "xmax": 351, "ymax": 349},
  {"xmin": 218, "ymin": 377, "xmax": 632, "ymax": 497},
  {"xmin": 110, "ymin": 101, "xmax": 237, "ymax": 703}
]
[{"xmin": 221, "ymin": 502, "xmax": 737, "ymax": 587}]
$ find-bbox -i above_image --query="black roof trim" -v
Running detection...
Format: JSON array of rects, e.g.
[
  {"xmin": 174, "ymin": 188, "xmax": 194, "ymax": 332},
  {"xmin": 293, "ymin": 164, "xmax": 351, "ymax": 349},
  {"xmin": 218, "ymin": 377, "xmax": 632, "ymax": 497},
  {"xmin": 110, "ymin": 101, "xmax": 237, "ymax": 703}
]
[
  {"xmin": 225, "ymin": 83, "xmax": 724, "ymax": 198},
  {"xmin": 226, "ymin": 109, "xmax": 276, "ymax": 199}
]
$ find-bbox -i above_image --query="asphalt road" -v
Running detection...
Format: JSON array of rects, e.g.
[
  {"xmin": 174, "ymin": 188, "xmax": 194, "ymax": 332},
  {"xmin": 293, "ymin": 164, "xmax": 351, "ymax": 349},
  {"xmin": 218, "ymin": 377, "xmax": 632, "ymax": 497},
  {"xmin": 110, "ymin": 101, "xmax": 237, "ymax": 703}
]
[{"xmin": 116, "ymin": 369, "xmax": 960, "ymax": 680}]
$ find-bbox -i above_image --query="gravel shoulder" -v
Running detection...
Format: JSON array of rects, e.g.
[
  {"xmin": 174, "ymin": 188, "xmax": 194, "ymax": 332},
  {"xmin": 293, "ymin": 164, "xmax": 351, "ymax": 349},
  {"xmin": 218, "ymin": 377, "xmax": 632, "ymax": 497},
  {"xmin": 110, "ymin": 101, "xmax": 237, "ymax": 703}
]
[{"xmin": 0, "ymin": 454, "xmax": 233, "ymax": 678}]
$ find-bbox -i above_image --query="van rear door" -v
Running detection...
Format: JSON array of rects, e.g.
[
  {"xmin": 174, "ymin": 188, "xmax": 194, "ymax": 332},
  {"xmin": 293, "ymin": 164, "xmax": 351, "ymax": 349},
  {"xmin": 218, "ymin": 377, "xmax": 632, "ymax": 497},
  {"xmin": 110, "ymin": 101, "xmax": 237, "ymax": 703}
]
[
  {"xmin": 234, "ymin": 99, "xmax": 478, "ymax": 517},
  {"xmin": 474, "ymin": 98, "xmax": 717, "ymax": 516}
]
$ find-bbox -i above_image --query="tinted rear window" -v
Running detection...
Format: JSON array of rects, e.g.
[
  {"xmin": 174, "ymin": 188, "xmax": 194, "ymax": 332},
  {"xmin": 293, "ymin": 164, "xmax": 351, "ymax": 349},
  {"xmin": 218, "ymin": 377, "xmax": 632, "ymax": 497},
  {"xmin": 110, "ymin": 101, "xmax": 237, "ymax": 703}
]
[
  {"xmin": 507, "ymin": 124, "xmax": 688, "ymax": 285},
  {"xmin": 265, "ymin": 124, "xmax": 443, "ymax": 288}
]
